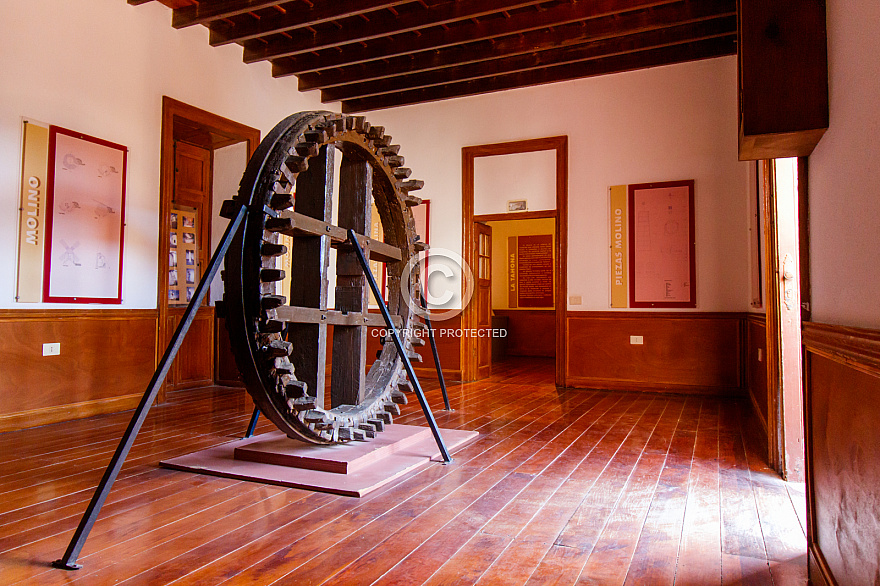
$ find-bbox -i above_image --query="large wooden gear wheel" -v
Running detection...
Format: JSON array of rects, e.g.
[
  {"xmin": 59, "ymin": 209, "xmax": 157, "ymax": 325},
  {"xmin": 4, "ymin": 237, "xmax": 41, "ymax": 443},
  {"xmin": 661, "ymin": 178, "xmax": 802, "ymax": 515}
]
[{"xmin": 223, "ymin": 111, "xmax": 427, "ymax": 445}]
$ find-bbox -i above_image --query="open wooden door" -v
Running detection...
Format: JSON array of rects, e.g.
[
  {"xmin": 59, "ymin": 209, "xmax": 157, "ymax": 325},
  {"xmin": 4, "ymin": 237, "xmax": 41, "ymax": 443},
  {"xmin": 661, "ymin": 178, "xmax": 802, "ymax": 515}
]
[
  {"xmin": 158, "ymin": 97, "xmax": 260, "ymax": 400},
  {"xmin": 476, "ymin": 222, "xmax": 492, "ymax": 379},
  {"xmin": 166, "ymin": 141, "xmax": 214, "ymax": 390}
]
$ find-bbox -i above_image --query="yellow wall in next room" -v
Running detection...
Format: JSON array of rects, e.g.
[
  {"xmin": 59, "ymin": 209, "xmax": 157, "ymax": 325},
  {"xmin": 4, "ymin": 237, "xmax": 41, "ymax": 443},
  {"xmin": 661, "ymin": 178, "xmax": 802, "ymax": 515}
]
[{"xmin": 486, "ymin": 217, "xmax": 556, "ymax": 311}]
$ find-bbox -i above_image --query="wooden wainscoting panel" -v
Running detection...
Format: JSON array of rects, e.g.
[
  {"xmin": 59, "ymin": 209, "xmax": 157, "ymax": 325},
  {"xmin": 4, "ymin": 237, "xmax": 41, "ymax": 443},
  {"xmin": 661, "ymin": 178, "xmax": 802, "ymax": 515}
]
[
  {"xmin": 804, "ymin": 322, "xmax": 880, "ymax": 586},
  {"xmin": 492, "ymin": 309, "xmax": 555, "ymax": 358},
  {"xmin": 167, "ymin": 306, "xmax": 215, "ymax": 390},
  {"xmin": 743, "ymin": 313, "xmax": 770, "ymax": 463},
  {"xmin": 565, "ymin": 312, "xmax": 743, "ymax": 394},
  {"xmin": 746, "ymin": 314, "xmax": 769, "ymax": 428},
  {"xmin": 366, "ymin": 314, "xmax": 463, "ymax": 382},
  {"xmin": 0, "ymin": 309, "xmax": 158, "ymax": 431}
]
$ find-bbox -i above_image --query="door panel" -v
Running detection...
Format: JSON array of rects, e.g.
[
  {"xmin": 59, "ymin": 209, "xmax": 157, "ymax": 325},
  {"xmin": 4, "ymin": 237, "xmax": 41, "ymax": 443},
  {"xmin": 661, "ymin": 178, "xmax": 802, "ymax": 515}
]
[
  {"xmin": 476, "ymin": 222, "xmax": 492, "ymax": 379},
  {"xmin": 167, "ymin": 141, "xmax": 213, "ymax": 391}
]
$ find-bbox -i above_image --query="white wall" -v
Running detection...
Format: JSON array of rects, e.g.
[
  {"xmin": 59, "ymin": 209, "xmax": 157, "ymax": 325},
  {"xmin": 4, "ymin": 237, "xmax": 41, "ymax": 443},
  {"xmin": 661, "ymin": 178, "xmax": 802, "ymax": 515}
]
[
  {"xmin": 369, "ymin": 56, "xmax": 752, "ymax": 311},
  {"xmin": 0, "ymin": 0, "xmax": 337, "ymax": 309},
  {"xmin": 808, "ymin": 0, "xmax": 880, "ymax": 328},
  {"xmin": 474, "ymin": 150, "xmax": 557, "ymax": 215},
  {"xmin": 209, "ymin": 141, "xmax": 249, "ymax": 305}
]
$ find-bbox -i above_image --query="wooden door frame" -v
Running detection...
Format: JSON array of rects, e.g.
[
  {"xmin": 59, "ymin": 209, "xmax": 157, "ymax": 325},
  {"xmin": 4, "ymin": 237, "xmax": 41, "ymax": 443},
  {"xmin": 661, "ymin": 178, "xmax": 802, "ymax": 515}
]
[
  {"xmin": 158, "ymin": 97, "xmax": 260, "ymax": 400},
  {"xmin": 461, "ymin": 136, "xmax": 568, "ymax": 385},
  {"xmin": 761, "ymin": 159, "xmax": 784, "ymax": 472}
]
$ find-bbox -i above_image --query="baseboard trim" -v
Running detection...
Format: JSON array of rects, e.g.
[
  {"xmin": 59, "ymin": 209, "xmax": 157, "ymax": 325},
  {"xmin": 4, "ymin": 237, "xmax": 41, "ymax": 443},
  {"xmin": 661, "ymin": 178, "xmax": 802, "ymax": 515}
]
[
  {"xmin": 564, "ymin": 376, "xmax": 742, "ymax": 395},
  {"xmin": 746, "ymin": 385, "xmax": 768, "ymax": 435},
  {"xmin": 413, "ymin": 367, "xmax": 463, "ymax": 383},
  {"xmin": 808, "ymin": 543, "xmax": 836, "ymax": 586},
  {"xmin": 0, "ymin": 393, "xmax": 143, "ymax": 433}
]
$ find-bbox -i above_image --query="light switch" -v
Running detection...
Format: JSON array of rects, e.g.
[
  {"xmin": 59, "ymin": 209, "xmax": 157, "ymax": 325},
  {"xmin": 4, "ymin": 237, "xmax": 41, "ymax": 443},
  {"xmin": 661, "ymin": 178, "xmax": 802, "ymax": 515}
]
[{"xmin": 630, "ymin": 336, "xmax": 644, "ymax": 345}]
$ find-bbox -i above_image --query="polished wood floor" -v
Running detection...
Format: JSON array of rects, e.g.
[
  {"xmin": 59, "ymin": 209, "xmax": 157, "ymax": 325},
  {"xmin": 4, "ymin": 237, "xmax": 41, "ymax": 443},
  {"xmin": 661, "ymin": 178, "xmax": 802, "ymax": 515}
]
[{"xmin": 0, "ymin": 358, "xmax": 807, "ymax": 585}]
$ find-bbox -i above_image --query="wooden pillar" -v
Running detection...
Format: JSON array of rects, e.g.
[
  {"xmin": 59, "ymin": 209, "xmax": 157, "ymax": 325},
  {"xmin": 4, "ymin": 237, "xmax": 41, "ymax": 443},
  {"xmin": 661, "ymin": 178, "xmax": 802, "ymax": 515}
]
[
  {"xmin": 331, "ymin": 152, "xmax": 371, "ymax": 407},
  {"xmin": 288, "ymin": 145, "xmax": 334, "ymax": 408}
]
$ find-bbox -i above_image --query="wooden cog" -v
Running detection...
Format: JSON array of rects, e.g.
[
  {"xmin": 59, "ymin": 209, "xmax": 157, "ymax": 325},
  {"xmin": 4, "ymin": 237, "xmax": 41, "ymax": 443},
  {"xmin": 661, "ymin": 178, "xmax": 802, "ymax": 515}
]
[{"xmin": 222, "ymin": 111, "xmax": 429, "ymax": 444}]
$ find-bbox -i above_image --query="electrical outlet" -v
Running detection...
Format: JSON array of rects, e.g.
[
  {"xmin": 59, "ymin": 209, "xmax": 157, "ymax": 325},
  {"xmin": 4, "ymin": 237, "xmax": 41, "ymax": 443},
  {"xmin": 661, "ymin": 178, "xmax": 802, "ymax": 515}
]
[
  {"xmin": 43, "ymin": 342, "xmax": 61, "ymax": 356},
  {"xmin": 569, "ymin": 295, "xmax": 582, "ymax": 305},
  {"xmin": 630, "ymin": 335, "xmax": 644, "ymax": 345}
]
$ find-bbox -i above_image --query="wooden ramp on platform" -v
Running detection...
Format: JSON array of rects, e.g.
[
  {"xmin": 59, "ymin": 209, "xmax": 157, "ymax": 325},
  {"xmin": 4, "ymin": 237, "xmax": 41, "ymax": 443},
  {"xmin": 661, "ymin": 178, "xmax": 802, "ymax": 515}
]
[{"xmin": 160, "ymin": 424, "xmax": 478, "ymax": 497}]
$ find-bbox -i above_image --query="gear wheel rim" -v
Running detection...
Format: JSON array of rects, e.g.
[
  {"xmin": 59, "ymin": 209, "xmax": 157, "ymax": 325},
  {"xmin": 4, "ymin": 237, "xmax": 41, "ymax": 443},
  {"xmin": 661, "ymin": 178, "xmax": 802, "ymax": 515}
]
[{"xmin": 223, "ymin": 111, "xmax": 424, "ymax": 444}]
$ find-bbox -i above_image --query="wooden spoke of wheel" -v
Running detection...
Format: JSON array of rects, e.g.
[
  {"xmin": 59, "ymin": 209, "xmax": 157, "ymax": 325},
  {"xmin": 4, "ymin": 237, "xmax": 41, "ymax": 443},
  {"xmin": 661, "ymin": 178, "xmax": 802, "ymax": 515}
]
[{"xmin": 223, "ymin": 111, "xmax": 426, "ymax": 444}]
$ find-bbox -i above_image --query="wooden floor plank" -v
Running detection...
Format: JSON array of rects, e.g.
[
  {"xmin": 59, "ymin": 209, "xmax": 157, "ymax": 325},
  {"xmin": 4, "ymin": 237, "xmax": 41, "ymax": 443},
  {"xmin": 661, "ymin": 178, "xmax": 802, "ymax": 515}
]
[
  {"xmin": 523, "ymin": 397, "xmax": 665, "ymax": 585},
  {"xmin": 622, "ymin": 396, "xmax": 701, "ymax": 586},
  {"xmin": 576, "ymin": 398, "xmax": 687, "ymax": 585},
  {"xmin": 673, "ymin": 399, "xmax": 723, "ymax": 586}
]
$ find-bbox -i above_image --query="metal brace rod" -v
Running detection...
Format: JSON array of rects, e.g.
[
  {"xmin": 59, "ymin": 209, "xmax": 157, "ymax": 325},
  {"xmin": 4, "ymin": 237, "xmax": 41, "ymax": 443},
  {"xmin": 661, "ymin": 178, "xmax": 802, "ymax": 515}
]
[
  {"xmin": 52, "ymin": 202, "xmax": 248, "ymax": 571},
  {"xmin": 346, "ymin": 229, "xmax": 452, "ymax": 463},
  {"xmin": 244, "ymin": 407, "xmax": 261, "ymax": 438},
  {"xmin": 419, "ymin": 299, "xmax": 452, "ymax": 411}
]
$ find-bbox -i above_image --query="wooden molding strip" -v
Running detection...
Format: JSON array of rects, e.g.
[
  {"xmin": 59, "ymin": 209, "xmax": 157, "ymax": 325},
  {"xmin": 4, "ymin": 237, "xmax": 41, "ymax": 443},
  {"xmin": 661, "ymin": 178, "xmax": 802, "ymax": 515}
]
[
  {"xmin": 565, "ymin": 376, "xmax": 742, "ymax": 395},
  {"xmin": 808, "ymin": 543, "xmax": 837, "ymax": 586},
  {"xmin": 567, "ymin": 310, "xmax": 747, "ymax": 321},
  {"xmin": 746, "ymin": 384, "xmax": 768, "ymax": 434},
  {"xmin": 746, "ymin": 312, "xmax": 766, "ymax": 325},
  {"xmin": 0, "ymin": 308, "xmax": 158, "ymax": 321},
  {"xmin": 413, "ymin": 367, "xmax": 463, "ymax": 383},
  {"xmin": 803, "ymin": 321, "xmax": 880, "ymax": 376},
  {"xmin": 0, "ymin": 393, "xmax": 143, "ymax": 433},
  {"xmin": 474, "ymin": 210, "xmax": 557, "ymax": 222}
]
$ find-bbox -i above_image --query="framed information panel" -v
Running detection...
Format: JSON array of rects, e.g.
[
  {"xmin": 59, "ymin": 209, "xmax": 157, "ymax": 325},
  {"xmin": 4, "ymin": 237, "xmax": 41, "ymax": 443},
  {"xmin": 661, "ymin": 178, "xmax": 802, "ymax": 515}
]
[
  {"xmin": 628, "ymin": 180, "xmax": 695, "ymax": 308},
  {"xmin": 42, "ymin": 126, "xmax": 127, "ymax": 303}
]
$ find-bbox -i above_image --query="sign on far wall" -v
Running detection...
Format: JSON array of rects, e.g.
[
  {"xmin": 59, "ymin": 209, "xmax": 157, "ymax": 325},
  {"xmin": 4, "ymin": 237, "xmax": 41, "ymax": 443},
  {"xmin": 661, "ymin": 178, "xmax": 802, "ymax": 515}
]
[
  {"xmin": 16, "ymin": 121, "xmax": 49, "ymax": 302},
  {"xmin": 43, "ymin": 126, "xmax": 127, "ymax": 303},
  {"xmin": 507, "ymin": 234, "xmax": 554, "ymax": 308},
  {"xmin": 628, "ymin": 180, "xmax": 696, "ymax": 308},
  {"xmin": 609, "ymin": 185, "xmax": 628, "ymax": 307}
]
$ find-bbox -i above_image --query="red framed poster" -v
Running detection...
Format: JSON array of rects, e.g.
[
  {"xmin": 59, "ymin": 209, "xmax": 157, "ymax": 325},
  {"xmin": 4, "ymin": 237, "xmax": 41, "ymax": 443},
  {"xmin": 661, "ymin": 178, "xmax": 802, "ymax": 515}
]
[
  {"xmin": 628, "ymin": 180, "xmax": 696, "ymax": 308},
  {"xmin": 42, "ymin": 126, "xmax": 127, "ymax": 303}
]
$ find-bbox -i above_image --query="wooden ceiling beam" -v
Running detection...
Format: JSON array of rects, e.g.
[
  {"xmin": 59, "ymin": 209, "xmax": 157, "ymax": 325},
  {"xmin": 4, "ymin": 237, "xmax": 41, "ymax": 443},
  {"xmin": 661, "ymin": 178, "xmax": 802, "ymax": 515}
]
[
  {"xmin": 172, "ymin": 0, "xmax": 292, "ymax": 28},
  {"xmin": 270, "ymin": 0, "xmax": 693, "ymax": 75},
  {"xmin": 242, "ymin": 0, "xmax": 548, "ymax": 63},
  {"xmin": 208, "ymin": 0, "xmax": 414, "ymax": 46},
  {"xmin": 320, "ymin": 17, "xmax": 736, "ymax": 102},
  {"xmin": 340, "ymin": 35, "xmax": 737, "ymax": 112},
  {"xmin": 295, "ymin": 0, "xmax": 735, "ymax": 89}
]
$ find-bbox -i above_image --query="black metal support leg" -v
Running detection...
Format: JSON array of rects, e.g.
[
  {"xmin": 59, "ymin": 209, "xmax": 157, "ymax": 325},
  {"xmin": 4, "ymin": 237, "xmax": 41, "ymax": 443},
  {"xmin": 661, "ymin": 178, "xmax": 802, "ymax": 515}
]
[
  {"xmin": 421, "ymin": 310, "xmax": 452, "ymax": 411},
  {"xmin": 346, "ymin": 230, "xmax": 452, "ymax": 463},
  {"xmin": 52, "ymin": 202, "xmax": 248, "ymax": 571},
  {"xmin": 244, "ymin": 408, "xmax": 261, "ymax": 438}
]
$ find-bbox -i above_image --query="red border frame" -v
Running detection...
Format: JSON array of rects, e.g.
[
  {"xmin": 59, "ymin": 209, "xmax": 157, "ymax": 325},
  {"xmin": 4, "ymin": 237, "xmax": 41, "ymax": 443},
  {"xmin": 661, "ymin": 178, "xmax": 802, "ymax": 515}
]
[
  {"xmin": 42, "ymin": 125, "xmax": 127, "ymax": 304},
  {"xmin": 627, "ymin": 180, "xmax": 696, "ymax": 308}
]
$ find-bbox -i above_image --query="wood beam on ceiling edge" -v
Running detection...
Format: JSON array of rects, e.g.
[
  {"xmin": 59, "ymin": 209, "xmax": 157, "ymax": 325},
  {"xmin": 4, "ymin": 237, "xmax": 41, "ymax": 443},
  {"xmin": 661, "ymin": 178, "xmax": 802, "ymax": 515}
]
[
  {"xmin": 292, "ymin": 0, "xmax": 735, "ymax": 88},
  {"xmin": 242, "ymin": 0, "xmax": 549, "ymax": 63},
  {"xmin": 319, "ymin": 16, "xmax": 737, "ymax": 102},
  {"xmin": 340, "ymin": 35, "xmax": 736, "ymax": 112},
  {"xmin": 208, "ymin": 0, "xmax": 414, "ymax": 46},
  {"xmin": 259, "ymin": 0, "xmax": 690, "ymax": 69}
]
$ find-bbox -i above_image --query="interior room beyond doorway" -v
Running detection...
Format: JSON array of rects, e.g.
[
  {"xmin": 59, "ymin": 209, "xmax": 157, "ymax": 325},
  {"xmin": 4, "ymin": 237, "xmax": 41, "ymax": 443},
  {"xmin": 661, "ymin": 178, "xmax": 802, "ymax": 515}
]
[{"xmin": 486, "ymin": 216, "xmax": 557, "ymax": 361}]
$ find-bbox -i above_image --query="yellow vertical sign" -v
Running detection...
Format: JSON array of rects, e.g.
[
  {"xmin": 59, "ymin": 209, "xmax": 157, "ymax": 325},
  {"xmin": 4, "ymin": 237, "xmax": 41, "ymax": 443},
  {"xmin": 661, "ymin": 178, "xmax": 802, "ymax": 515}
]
[
  {"xmin": 16, "ymin": 121, "xmax": 49, "ymax": 302},
  {"xmin": 609, "ymin": 185, "xmax": 628, "ymax": 307}
]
